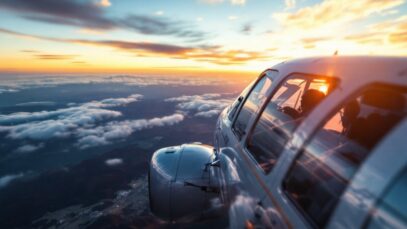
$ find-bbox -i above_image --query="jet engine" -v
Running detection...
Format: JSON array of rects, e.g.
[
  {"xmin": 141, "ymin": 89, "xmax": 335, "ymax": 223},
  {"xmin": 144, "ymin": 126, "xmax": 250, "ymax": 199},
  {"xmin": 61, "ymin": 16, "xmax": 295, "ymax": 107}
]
[{"xmin": 148, "ymin": 144, "xmax": 220, "ymax": 221}]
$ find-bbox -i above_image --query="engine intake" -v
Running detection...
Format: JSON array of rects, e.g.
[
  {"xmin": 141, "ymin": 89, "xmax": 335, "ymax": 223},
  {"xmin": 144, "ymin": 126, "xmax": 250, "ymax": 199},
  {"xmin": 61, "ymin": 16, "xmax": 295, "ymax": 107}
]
[{"xmin": 149, "ymin": 144, "xmax": 218, "ymax": 221}]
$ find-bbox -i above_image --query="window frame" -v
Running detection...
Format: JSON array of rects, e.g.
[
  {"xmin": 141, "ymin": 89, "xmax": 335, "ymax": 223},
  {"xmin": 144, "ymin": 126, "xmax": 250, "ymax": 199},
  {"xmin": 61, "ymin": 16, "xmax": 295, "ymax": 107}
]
[
  {"xmin": 231, "ymin": 69, "xmax": 278, "ymax": 140},
  {"xmin": 243, "ymin": 72, "xmax": 339, "ymax": 174},
  {"xmin": 363, "ymin": 167, "xmax": 407, "ymax": 229},
  {"xmin": 280, "ymin": 82, "xmax": 407, "ymax": 228}
]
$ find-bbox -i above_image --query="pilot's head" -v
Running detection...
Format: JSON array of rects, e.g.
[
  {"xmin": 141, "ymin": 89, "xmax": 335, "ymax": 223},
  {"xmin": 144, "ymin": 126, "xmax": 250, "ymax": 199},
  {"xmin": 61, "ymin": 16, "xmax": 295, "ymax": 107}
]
[{"xmin": 300, "ymin": 89, "xmax": 326, "ymax": 114}]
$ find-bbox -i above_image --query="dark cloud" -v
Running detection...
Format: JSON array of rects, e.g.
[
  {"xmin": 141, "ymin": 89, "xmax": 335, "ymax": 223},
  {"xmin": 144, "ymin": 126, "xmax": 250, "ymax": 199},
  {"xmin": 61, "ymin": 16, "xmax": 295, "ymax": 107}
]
[
  {"xmin": 120, "ymin": 15, "xmax": 208, "ymax": 41},
  {"xmin": 71, "ymin": 61, "xmax": 88, "ymax": 65},
  {"xmin": 241, "ymin": 22, "xmax": 253, "ymax": 35},
  {"xmin": 0, "ymin": 0, "xmax": 116, "ymax": 30},
  {"xmin": 20, "ymin": 49, "xmax": 39, "ymax": 53},
  {"xmin": 35, "ymin": 54, "xmax": 78, "ymax": 60},
  {"xmin": 74, "ymin": 40, "xmax": 195, "ymax": 55},
  {"xmin": 0, "ymin": 0, "xmax": 208, "ymax": 41}
]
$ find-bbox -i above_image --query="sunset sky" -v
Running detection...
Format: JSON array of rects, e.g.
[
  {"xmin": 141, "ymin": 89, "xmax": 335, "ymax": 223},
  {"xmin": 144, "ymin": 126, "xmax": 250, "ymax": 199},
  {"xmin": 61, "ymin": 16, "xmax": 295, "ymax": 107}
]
[{"xmin": 0, "ymin": 0, "xmax": 406, "ymax": 75}]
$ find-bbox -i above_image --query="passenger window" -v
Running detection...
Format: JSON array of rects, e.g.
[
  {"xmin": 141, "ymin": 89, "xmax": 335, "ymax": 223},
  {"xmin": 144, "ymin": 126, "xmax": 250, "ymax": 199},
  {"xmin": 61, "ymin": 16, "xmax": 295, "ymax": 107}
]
[
  {"xmin": 247, "ymin": 75, "xmax": 334, "ymax": 173},
  {"xmin": 365, "ymin": 169, "xmax": 407, "ymax": 229},
  {"xmin": 228, "ymin": 80, "xmax": 257, "ymax": 121},
  {"xmin": 233, "ymin": 74, "xmax": 274, "ymax": 139},
  {"xmin": 283, "ymin": 86, "xmax": 407, "ymax": 228}
]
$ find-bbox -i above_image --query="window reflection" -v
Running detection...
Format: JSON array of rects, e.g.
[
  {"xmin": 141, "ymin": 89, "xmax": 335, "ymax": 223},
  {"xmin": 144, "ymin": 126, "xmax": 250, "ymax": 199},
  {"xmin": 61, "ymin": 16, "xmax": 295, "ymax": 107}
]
[
  {"xmin": 283, "ymin": 86, "xmax": 406, "ymax": 228},
  {"xmin": 247, "ymin": 76, "xmax": 334, "ymax": 173},
  {"xmin": 233, "ymin": 75, "xmax": 273, "ymax": 138}
]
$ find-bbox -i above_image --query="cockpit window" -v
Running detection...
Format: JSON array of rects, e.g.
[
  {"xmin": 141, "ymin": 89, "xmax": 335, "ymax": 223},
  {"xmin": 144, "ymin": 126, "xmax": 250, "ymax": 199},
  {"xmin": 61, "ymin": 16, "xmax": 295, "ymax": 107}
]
[
  {"xmin": 283, "ymin": 85, "xmax": 407, "ymax": 228},
  {"xmin": 228, "ymin": 80, "xmax": 256, "ymax": 121},
  {"xmin": 247, "ymin": 74, "xmax": 335, "ymax": 173},
  {"xmin": 232, "ymin": 72, "xmax": 275, "ymax": 139}
]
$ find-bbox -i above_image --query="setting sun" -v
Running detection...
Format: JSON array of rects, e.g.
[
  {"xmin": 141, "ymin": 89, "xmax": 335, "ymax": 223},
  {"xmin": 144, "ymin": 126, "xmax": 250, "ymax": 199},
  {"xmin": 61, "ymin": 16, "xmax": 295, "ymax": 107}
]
[{"xmin": 318, "ymin": 85, "xmax": 329, "ymax": 94}]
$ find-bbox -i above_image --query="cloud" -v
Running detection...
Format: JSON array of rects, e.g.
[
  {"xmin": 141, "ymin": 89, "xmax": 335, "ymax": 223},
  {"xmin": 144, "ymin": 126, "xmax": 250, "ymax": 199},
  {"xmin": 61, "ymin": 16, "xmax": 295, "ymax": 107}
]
[
  {"xmin": 19, "ymin": 50, "xmax": 80, "ymax": 61},
  {"xmin": 231, "ymin": 0, "xmax": 246, "ymax": 5},
  {"xmin": 0, "ymin": 88, "xmax": 18, "ymax": 94},
  {"xmin": 0, "ymin": 0, "xmax": 209, "ymax": 41},
  {"xmin": 241, "ymin": 22, "xmax": 253, "ymax": 35},
  {"xmin": 261, "ymin": 0, "xmax": 407, "ymax": 56},
  {"xmin": 0, "ymin": 94, "xmax": 142, "ymax": 140},
  {"xmin": 0, "ymin": 74, "xmax": 235, "ymax": 94},
  {"xmin": 118, "ymin": 14, "xmax": 209, "ymax": 41},
  {"xmin": 284, "ymin": 0, "xmax": 296, "ymax": 9},
  {"xmin": 16, "ymin": 101, "xmax": 56, "ymax": 106},
  {"xmin": 0, "ymin": 0, "xmax": 116, "ymax": 30},
  {"xmin": 195, "ymin": 110, "xmax": 222, "ymax": 118},
  {"xmin": 0, "ymin": 173, "xmax": 25, "ymax": 189},
  {"xmin": 15, "ymin": 143, "xmax": 44, "ymax": 153},
  {"xmin": 0, "ymin": 28, "xmax": 266, "ymax": 65},
  {"xmin": 200, "ymin": 0, "xmax": 246, "ymax": 5},
  {"xmin": 273, "ymin": 0, "xmax": 404, "ymax": 29},
  {"xmin": 0, "ymin": 93, "xmax": 184, "ymax": 149},
  {"xmin": 76, "ymin": 113, "xmax": 184, "ymax": 149},
  {"xmin": 165, "ymin": 93, "xmax": 234, "ymax": 118},
  {"xmin": 345, "ymin": 15, "xmax": 407, "ymax": 47},
  {"xmin": 105, "ymin": 158, "xmax": 123, "ymax": 166},
  {"xmin": 34, "ymin": 54, "xmax": 78, "ymax": 60}
]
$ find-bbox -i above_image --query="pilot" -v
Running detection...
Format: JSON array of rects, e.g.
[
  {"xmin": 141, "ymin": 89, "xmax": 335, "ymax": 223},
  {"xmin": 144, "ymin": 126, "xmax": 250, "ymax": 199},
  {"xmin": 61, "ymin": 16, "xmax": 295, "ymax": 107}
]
[{"xmin": 282, "ymin": 89, "xmax": 326, "ymax": 119}]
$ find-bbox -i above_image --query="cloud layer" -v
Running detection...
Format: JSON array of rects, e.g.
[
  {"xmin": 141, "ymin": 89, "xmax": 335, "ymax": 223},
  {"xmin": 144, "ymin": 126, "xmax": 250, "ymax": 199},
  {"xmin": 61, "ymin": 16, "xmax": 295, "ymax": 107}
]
[
  {"xmin": 15, "ymin": 143, "xmax": 44, "ymax": 153},
  {"xmin": 0, "ymin": 93, "xmax": 186, "ymax": 149},
  {"xmin": 0, "ymin": 173, "xmax": 25, "ymax": 189},
  {"xmin": 165, "ymin": 93, "xmax": 234, "ymax": 117},
  {"xmin": 76, "ymin": 114, "xmax": 184, "ymax": 149},
  {"xmin": 0, "ymin": 74, "xmax": 235, "ymax": 95}
]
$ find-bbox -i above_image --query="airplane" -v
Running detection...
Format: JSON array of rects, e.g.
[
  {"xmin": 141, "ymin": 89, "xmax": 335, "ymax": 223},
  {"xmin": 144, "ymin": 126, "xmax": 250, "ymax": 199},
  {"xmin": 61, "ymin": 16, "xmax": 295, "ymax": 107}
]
[{"xmin": 148, "ymin": 56, "xmax": 407, "ymax": 228}]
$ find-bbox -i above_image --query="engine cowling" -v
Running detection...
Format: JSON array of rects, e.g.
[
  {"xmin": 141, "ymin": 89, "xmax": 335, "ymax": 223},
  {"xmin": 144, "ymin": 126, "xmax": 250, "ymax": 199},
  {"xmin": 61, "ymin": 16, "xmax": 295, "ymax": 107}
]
[{"xmin": 149, "ymin": 144, "xmax": 219, "ymax": 221}]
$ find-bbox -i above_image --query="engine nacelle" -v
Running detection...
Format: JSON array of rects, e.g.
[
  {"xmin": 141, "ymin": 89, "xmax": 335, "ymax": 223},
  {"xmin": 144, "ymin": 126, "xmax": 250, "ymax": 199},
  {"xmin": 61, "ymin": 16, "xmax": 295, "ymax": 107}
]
[{"xmin": 149, "ymin": 144, "xmax": 218, "ymax": 221}]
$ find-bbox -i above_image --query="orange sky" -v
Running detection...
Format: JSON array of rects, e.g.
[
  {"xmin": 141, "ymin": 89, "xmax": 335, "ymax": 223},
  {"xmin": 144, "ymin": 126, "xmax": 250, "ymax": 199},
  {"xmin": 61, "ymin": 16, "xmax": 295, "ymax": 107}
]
[{"xmin": 0, "ymin": 0, "xmax": 406, "ymax": 76}]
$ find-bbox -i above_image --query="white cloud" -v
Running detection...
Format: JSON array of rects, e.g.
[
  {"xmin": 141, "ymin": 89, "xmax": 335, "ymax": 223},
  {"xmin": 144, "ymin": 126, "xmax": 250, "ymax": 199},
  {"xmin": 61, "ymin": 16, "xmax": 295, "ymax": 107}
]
[
  {"xmin": 155, "ymin": 10, "xmax": 164, "ymax": 16},
  {"xmin": 0, "ymin": 88, "xmax": 18, "ymax": 94},
  {"xmin": 231, "ymin": 0, "xmax": 246, "ymax": 5},
  {"xmin": 16, "ymin": 101, "xmax": 56, "ymax": 107},
  {"xmin": 76, "ymin": 113, "xmax": 184, "ymax": 149},
  {"xmin": 0, "ymin": 93, "xmax": 186, "ymax": 149},
  {"xmin": 165, "ymin": 93, "xmax": 234, "ymax": 118},
  {"xmin": 195, "ymin": 110, "xmax": 221, "ymax": 118},
  {"xmin": 284, "ymin": 0, "xmax": 296, "ymax": 9},
  {"xmin": 0, "ymin": 173, "xmax": 24, "ymax": 189},
  {"xmin": 200, "ymin": 0, "xmax": 246, "ymax": 5},
  {"xmin": 105, "ymin": 158, "xmax": 123, "ymax": 166},
  {"xmin": 0, "ymin": 94, "xmax": 141, "ymax": 125},
  {"xmin": 0, "ymin": 75, "xmax": 234, "ymax": 93},
  {"xmin": 15, "ymin": 143, "xmax": 44, "ymax": 153},
  {"xmin": 0, "ymin": 94, "xmax": 142, "ymax": 140},
  {"xmin": 274, "ymin": 0, "xmax": 404, "ymax": 29}
]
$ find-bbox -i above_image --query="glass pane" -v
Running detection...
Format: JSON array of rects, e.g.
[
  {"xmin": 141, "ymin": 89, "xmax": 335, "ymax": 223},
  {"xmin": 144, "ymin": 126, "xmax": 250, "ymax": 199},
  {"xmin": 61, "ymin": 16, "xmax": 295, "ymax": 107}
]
[
  {"xmin": 247, "ymin": 76, "xmax": 333, "ymax": 173},
  {"xmin": 284, "ymin": 86, "xmax": 407, "ymax": 228},
  {"xmin": 233, "ymin": 75, "xmax": 273, "ymax": 137},
  {"xmin": 366, "ymin": 169, "xmax": 407, "ymax": 229}
]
